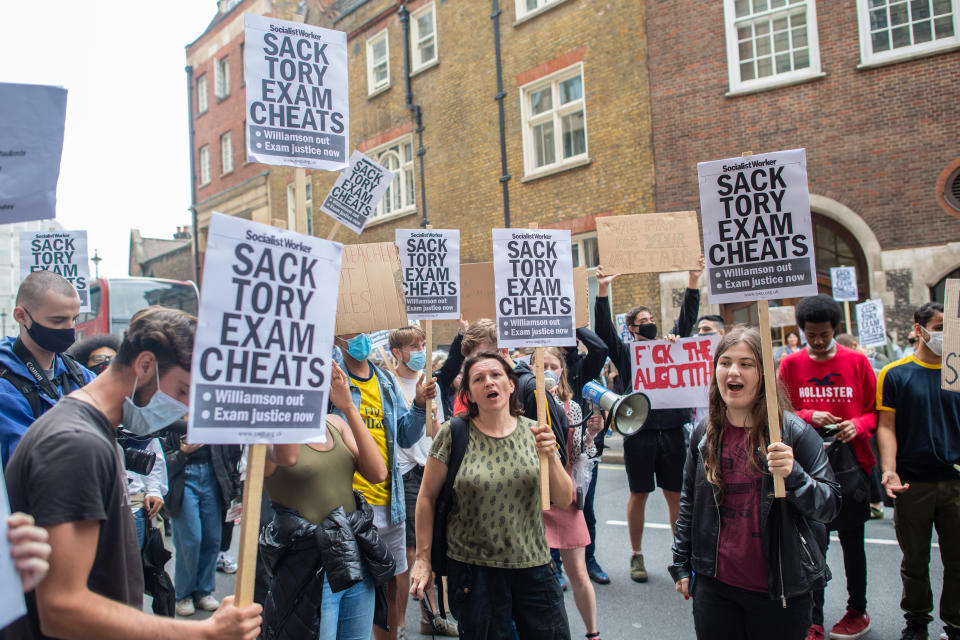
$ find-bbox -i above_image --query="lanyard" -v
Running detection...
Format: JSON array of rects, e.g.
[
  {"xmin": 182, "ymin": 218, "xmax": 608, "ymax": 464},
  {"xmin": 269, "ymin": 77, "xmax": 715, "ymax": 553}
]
[{"xmin": 12, "ymin": 337, "xmax": 68, "ymax": 400}]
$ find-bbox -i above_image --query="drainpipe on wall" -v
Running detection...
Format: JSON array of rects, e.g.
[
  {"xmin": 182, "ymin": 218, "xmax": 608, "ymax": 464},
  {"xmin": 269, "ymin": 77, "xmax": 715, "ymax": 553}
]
[
  {"xmin": 398, "ymin": 4, "xmax": 429, "ymax": 228},
  {"xmin": 185, "ymin": 64, "xmax": 201, "ymax": 283},
  {"xmin": 490, "ymin": 0, "xmax": 511, "ymax": 228}
]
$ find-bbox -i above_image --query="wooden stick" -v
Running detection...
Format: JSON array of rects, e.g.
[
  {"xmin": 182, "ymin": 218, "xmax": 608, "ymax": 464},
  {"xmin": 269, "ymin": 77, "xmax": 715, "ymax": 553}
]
[
  {"xmin": 844, "ymin": 300, "xmax": 852, "ymax": 335},
  {"xmin": 234, "ymin": 444, "xmax": 266, "ymax": 606},
  {"xmin": 757, "ymin": 301, "xmax": 786, "ymax": 498},
  {"xmin": 295, "ymin": 168, "xmax": 308, "ymax": 234},
  {"xmin": 327, "ymin": 221, "xmax": 341, "ymax": 242},
  {"xmin": 780, "ymin": 326, "xmax": 786, "ymax": 347},
  {"xmin": 534, "ymin": 347, "xmax": 551, "ymax": 510},
  {"xmin": 424, "ymin": 320, "xmax": 435, "ymax": 437}
]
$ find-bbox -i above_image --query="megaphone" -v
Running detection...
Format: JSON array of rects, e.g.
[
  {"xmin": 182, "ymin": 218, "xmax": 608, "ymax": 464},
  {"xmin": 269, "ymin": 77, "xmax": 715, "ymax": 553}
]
[{"xmin": 582, "ymin": 381, "xmax": 650, "ymax": 436}]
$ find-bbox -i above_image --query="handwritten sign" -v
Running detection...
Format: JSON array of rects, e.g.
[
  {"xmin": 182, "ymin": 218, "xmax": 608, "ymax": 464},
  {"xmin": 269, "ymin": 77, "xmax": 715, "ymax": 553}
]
[
  {"xmin": 459, "ymin": 262, "xmax": 496, "ymax": 322},
  {"xmin": 941, "ymin": 279, "xmax": 960, "ymax": 393},
  {"xmin": 596, "ymin": 212, "xmax": 701, "ymax": 275},
  {"xmin": 574, "ymin": 266, "xmax": 589, "ymax": 328},
  {"xmin": 768, "ymin": 305, "xmax": 796, "ymax": 328},
  {"xmin": 335, "ymin": 242, "xmax": 408, "ymax": 334},
  {"xmin": 19, "ymin": 230, "xmax": 90, "ymax": 311},
  {"xmin": 396, "ymin": 229, "xmax": 460, "ymax": 320},
  {"xmin": 630, "ymin": 335, "xmax": 720, "ymax": 409},
  {"xmin": 831, "ymin": 266, "xmax": 858, "ymax": 302},
  {"xmin": 320, "ymin": 151, "xmax": 394, "ymax": 234},
  {"xmin": 855, "ymin": 299, "xmax": 887, "ymax": 348}
]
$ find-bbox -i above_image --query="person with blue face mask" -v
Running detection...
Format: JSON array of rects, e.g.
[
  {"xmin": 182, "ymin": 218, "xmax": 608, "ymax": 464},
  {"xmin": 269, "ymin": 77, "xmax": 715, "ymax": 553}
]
[
  {"xmin": 3, "ymin": 306, "xmax": 263, "ymax": 640},
  {"xmin": 332, "ymin": 330, "xmax": 434, "ymax": 640}
]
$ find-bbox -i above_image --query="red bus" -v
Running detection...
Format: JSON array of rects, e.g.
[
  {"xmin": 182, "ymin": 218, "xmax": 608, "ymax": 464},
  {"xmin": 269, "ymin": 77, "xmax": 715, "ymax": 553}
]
[{"xmin": 75, "ymin": 277, "xmax": 199, "ymax": 340}]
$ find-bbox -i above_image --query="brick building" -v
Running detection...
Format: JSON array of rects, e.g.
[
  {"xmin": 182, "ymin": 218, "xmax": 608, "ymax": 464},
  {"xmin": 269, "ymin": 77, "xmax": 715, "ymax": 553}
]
[
  {"xmin": 128, "ymin": 227, "xmax": 195, "ymax": 282},
  {"xmin": 644, "ymin": 0, "xmax": 960, "ymax": 343}
]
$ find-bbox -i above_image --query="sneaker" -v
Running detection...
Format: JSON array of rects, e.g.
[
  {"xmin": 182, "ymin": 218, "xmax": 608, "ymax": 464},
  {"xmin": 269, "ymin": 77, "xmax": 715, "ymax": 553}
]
[
  {"xmin": 901, "ymin": 625, "xmax": 928, "ymax": 640},
  {"xmin": 630, "ymin": 553, "xmax": 648, "ymax": 583},
  {"xmin": 398, "ymin": 628, "xmax": 407, "ymax": 640},
  {"xmin": 217, "ymin": 552, "xmax": 238, "ymax": 574},
  {"xmin": 806, "ymin": 624, "xmax": 825, "ymax": 640},
  {"xmin": 870, "ymin": 504, "xmax": 885, "ymax": 519},
  {"xmin": 196, "ymin": 595, "xmax": 220, "ymax": 611},
  {"xmin": 586, "ymin": 557, "xmax": 611, "ymax": 585},
  {"xmin": 830, "ymin": 610, "xmax": 871, "ymax": 640},
  {"xmin": 421, "ymin": 616, "xmax": 459, "ymax": 636},
  {"xmin": 175, "ymin": 598, "xmax": 195, "ymax": 617}
]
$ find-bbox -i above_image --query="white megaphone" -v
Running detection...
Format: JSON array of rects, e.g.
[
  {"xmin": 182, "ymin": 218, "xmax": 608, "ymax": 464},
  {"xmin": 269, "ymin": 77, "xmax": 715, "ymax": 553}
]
[{"xmin": 581, "ymin": 381, "xmax": 651, "ymax": 436}]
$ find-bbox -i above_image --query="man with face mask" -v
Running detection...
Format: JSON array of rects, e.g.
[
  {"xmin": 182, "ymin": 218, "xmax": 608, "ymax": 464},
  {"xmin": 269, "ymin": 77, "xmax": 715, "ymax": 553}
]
[
  {"xmin": 332, "ymin": 330, "xmax": 433, "ymax": 640},
  {"xmin": 877, "ymin": 301, "xmax": 960, "ymax": 640},
  {"xmin": 0, "ymin": 271, "xmax": 97, "ymax": 467},
  {"xmin": 2, "ymin": 306, "xmax": 262, "ymax": 640},
  {"xmin": 592, "ymin": 258, "xmax": 703, "ymax": 584}
]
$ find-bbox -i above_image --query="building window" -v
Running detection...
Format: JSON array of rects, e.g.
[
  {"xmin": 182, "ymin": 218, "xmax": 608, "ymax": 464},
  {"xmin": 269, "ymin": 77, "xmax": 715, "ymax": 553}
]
[
  {"xmin": 199, "ymin": 145, "xmax": 211, "ymax": 186},
  {"xmin": 520, "ymin": 65, "xmax": 588, "ymax": 176},
  {"xmin": 724, "ymin": 0, "xmax": 821, "ymax": 93},
  {"xmin": 305, "ymin": 182, "xmax": 313, "ymax": 236},
  {"xmin": 286, "ymin": 182, "xmax": 315, "ymax": 234},
  {"xmin": 197, "ymin": 75, "xmax": 208, "ymax": 114},
  {"xmin": 857, "ymin": 0, "xmax": 959, "ymax": 65},
  {"xmin": 516, "ymin": 0, "xmax": 564, "ymax": 20},
  {"xmin": 411, "ymin": 3, "xmax": 438, "ymax": 71},
  {"xmin": 215, "ymin": 56, "xmax": 230, "ymax": 99},
  {"xmin": 220, "ymin": 131, "xmax": 233, "ymax": 175},
  {"xmin": 369, "ymin": 137, "xmax": 416, "ymax": 219},
  {"xmin": 367, "ymin": 31, "xmax": 390, "ymax": 94},
  {"xmin": 571, "ymin": 233, "xmax": 599, "ymax": 269},
  {"xmin": 932, "ymin": 267, "xmax": 960, "ymax": 303}
]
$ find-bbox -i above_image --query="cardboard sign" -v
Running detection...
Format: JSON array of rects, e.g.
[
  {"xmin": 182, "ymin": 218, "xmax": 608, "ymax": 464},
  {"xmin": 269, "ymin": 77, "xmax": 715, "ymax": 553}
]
[
  {"xmin": 243, "ymin": 15, "xmax": 349, "ymax": 171},
  {"xmin": 698, "ymin": 149, "xmax": 817, "ymax": 304},
  {"xmin": 335, "ymin": 242, "xmax": 408, "ymax": 335},
  {"xmin": 459, "ymin": 262, "xmax": 496, "ymax": 322},
  {"xmin": 493, "ymin": 228, "xmax": 576, "ymax": 348},
  {"xmin": 0, "ymin": 82, "xmax": 67, "ymax": 224},
  {"xmin": 0, "ymin": 464, "xmax": 27, "ymax": 629},
  {"xmin": 597, "ymin": 212, "xmax": 702, "ymax": 274},
  {"xmin": 768, "ymin": 305, "xmax": 796, "ymax": 328},
  {"xmin": 321, "ymin": 151, "xmax": 394, "ymax": 234},
  {"xmin": 19, "ymin": 230, "xmax": 90, "ymax": 311},
  {"xmin": 396, "ymin": 228, "xmax": 460, "ymax": 320},
  {"xmin": 574, "ymin": 266, "xmax": 589, "ymax": 328},
  {"xmin": 189, "ymin": 213, "xmax": 341, "ymax": 445},
  {"xmin": 630, "ymin": 335, "xmax": 720, "ymax": 409},
  {"xmin": 831, "ymin": 266, "xmax": 858, "ymax": 302},
  {"xmin": 941, "ymin": 279, "xmax": 960, "ymax": 393},
  {"xmin": 855, "ymin": 299, "xmax": 887, "ymax": 348}
]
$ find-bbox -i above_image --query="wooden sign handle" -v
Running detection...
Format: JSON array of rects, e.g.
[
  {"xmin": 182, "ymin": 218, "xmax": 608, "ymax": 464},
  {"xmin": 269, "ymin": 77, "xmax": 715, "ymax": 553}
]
[
  {"xmin": 534, "ymin": 347, "xmax": 552, "ymax": 510},
  {"xmin": 424, "ymin": 320, "xmax": 435, "ymax": 437},
  {"xmin": 844, "ymin": 300, "xmax": 852, "ymax": 335},
  {"xmin": 757, "ymin": 301, "xmax": 786, "ymax": 498},
  {"xmin": 234, "ymin": 444, "xmax": 266, "ymax": 606},
  {"xmin": 327, "ymin": 221, "xmax": 341, "ymax": 242}
]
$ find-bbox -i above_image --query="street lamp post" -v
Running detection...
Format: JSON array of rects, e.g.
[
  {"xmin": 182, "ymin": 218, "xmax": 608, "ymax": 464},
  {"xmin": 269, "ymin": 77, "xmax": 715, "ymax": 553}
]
[{"xmin": 91, "ymin": 250, "xmax": 102, "ymax": 279}]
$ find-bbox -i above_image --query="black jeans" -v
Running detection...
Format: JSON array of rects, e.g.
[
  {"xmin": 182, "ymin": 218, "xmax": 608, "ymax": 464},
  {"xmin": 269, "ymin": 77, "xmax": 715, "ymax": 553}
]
[
  {"xmin": 692, "ymin": 575, "xmax": 812, "ymax": 640},
  {"xmin": 584, "ymin": 459, "xmax": 600, "ymax": 560},
  {"xmin": 447, "ymin": 558, "xmax": 571, "ymax": 639},
  {"xmin": 811, "ymin": 520, "xmax": 868, "ymax": 625}
]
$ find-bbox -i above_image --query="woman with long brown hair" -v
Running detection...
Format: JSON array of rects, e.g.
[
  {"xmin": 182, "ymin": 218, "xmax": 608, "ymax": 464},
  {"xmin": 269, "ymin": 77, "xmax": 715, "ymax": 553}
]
[{"xmin": 670, "ymin": 326, "xmax": 840, "ymax": 640}]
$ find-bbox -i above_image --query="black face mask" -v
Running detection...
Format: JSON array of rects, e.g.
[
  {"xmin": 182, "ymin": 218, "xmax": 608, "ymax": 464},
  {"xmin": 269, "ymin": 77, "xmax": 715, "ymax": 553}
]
[
  {"xmin": 633, "ymin": 323, "xmax": 658, "ymax": 340},
  {"xmin": 24, "ymin": 310, "xmax": 76, "ymax": 354},
  {"xmin": 89, "ymin": 361, "xmax": 110, "ymax": 376}
]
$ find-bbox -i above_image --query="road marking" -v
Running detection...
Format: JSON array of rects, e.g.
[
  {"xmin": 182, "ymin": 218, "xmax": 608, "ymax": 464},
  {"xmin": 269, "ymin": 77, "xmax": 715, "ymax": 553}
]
[{"xmin": 603, "ymin": 520, "xmax": 937, "ymax": 548}]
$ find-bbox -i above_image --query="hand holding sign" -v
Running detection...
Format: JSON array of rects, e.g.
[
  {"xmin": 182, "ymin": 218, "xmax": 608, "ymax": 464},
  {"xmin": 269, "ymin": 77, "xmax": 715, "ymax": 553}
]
[
  {"xmin": 328, "ymin": 362, "xmax": 354, "ymax": 412},
  {"xmin": 413, "ymin": 372, "xmax": 437, "ymax": 409}
]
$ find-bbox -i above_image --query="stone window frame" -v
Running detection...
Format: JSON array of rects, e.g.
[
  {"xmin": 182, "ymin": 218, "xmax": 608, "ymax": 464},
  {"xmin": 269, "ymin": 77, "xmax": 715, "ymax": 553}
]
[
  {"xmin": 856, "ymin": 0, "xmax": 960, "ymax": 67},
  {"xmin": 723, "ymin": 0, "xmax": 824, "ymax": 96},
  {"xmin": 366, "ymin": 30, "xmax": 391, "ymax": 96},
  {"xmin": 367, "ymin": 135, "xmax": 417, "ymax": 223},
  {"xmin": 515, "ymin": 0, "xmax": 568, "ymax": 22},
  {"xmin": 214, "ymin": 56, "xmax": 230, "ymax": 100},
  {"xmin": 220, "ymin": 131, "xmax": 233, "ymax": 176},
  {"xmin": 196, "ymin": 74, "xmax": 208, "ymax": 115},
  {"xmin": 198, "ymin": 145, "xmax": 211, "ymax": 187},
  {"xmin": 411, "ymin": 2, "xmax": 439, "ymax": 73},
  {"xmin": 518, "ymin": 62, "xmax": 589, "ymax": 179}
]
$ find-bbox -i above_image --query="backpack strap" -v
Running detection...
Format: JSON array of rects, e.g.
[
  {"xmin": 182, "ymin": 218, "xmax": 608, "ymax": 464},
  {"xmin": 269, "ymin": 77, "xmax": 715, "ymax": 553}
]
[
  {"xmin": 58, "ymin": 352, "xmax": 88, "ymax": 390},
  {"xmin": 0, "ymin": 363, "xmax": 43, "ymax": 419},
  {"xmin": 433, "ymin": 417, "xmax": 469, "ymax": 618}
]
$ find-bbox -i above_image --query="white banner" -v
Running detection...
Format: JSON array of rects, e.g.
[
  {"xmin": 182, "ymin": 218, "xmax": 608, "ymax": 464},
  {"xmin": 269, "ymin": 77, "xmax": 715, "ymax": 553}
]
[
  {"xmin": 320, "ymin": 150, "xmax": 394, "ymax": 234},
  {"xmin": 0, "ymin": 83, "xmax": 67, "ymax": 224},
  {"xmin": 830, "ymin": 266, "xmax": 858, "ymax": 302},
  {"xmin": 396, "ymin": 228, "xmax": 460, "ymax": 320},
  {"xmin": 0, "ymin": 464, "xmax": 27, "ymax": 630},
  {"xmin": 493, "ymin": 228, "xmax": 576, "ymax": 348},
  {"xmin": 856, "ymin": 299, "xmax": 887, "ymax": 348},
  {"xmin": 189, "ymin": 212, "xmax": 342, "ymax": 444},
  {"xmin": 630, "ymin": 335, "xmax": 720, "ymax": 409},
  {"xmin": 243, "ymin": 15, "xmax": 349, "ymax": 171},
  {"xmin": 19, "ymin": 230, "xmax": 90, "ymax": 311},
  {"xmin": 699, "ymin": 149, "xmax": 817, "ymax": 304}
]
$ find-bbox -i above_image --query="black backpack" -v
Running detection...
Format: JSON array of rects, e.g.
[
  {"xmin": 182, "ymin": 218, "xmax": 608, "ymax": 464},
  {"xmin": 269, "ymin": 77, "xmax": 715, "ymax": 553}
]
[
  {"xmin": 0, "ymin": 352, "xmax": 87, "ymax": 419},
  {"xmin": 824, "ymin": 438, "xmax": 870, "ymax": 530}
]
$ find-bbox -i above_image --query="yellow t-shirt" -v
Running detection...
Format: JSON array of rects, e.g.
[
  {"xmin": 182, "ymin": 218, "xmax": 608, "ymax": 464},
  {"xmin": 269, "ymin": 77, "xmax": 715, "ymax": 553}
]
[{"xmin": 350, "ymin": 369, "xmax": 391, "ymax": 506}]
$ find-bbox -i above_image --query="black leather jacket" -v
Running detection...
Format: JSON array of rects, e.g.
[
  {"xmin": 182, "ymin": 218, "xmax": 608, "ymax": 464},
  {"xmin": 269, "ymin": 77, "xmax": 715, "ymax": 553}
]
[
  {"xmin": 669, "ymin": 412, "xmax": 841, "ymax": 603},
  {"xmin": 259, "ymin": 492, "xmax": 396, "ymax": 640}
]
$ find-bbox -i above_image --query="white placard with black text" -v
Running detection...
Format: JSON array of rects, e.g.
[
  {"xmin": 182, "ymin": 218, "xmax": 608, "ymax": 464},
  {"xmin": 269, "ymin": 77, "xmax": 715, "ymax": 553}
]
[
  {"xmin": 189, "ymin": 212, "xmax": 342, "ymax": 444},
  {"xmin": 831, "ymin": 266, "xmax": 858, "ymax": 302},
  {"xmin": 19, "ymin": 230, "xmax": 90, "ymax": 311},
  {"xmin": 396, "ymin": 228, "xmax": 460, "ymax": 320},
  {"xmin": 856, "ymin": 299, "xmax": 887, "ymax": 348},
  {"xmin": 320, "ymin": 151, "xmax": 394, "ymax": 234}
]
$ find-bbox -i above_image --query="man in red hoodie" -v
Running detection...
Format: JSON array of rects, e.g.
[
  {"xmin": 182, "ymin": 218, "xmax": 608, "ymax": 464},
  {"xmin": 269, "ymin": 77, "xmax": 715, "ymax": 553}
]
[{"xmin": 778, "ymin": 294, "xmax": 877, "ymax": 640}]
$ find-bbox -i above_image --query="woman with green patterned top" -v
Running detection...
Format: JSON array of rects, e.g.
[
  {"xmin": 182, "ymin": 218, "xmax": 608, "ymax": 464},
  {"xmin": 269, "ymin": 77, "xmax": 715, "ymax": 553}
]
[{"xmin": 409, "ymin": 351, "xmax": 573, "ymax": 639}]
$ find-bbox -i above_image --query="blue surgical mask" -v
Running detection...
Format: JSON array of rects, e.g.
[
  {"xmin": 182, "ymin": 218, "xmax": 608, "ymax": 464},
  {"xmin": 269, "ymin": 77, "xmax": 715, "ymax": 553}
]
[
  {"xmin": 345, "ymin": 334, "xmax": 372, "ymax": 361},
  {"xmin": 406, "ymin": 349, "xmax": 427, "ymax": 372},
  {"xmin": 122, "ymin": 364, "xmax": 188, "ymax": 436}
]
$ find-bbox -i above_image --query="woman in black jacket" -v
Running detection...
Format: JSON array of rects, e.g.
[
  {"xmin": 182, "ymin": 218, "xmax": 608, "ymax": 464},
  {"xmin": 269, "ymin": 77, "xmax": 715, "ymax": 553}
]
[{"xmin": 670, "ymin": 326, "xmax": 840, "ymax": 640}]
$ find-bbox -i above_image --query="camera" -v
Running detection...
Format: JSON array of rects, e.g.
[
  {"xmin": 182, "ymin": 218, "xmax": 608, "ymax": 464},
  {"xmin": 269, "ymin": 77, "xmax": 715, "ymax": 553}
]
[{"xmin": 117, "ymin": 431, "xmax": 158, "ymax": 476}]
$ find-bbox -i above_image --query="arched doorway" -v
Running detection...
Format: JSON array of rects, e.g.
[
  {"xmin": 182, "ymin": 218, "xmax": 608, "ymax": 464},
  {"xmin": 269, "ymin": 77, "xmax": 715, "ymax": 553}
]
[{"xmin": 932, "ymin": 267, "xmax": 960, "ymax": 304}]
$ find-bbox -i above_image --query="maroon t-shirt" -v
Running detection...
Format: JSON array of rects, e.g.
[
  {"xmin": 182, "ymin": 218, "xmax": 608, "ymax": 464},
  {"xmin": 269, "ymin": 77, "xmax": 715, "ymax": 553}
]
[{"xmin": 715, "ymin": 423, "xmax": 767, "ymax": 592}]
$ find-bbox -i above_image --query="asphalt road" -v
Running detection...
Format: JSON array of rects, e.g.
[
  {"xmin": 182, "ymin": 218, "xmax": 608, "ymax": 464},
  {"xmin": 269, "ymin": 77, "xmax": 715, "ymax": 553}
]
[{"xmin": 162, "ymin": 464, "xmax": 947, "ymax": 639}]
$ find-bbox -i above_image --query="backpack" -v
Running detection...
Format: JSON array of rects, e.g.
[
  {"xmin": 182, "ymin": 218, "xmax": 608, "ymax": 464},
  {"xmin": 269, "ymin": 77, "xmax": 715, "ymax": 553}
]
[
  {"xmin": 0, "ymin": 352, "xmax": 87, "ymax": 419},
  {"xmin": 824, "ymin": 438, "xmax": 870, "ymax": 530}
]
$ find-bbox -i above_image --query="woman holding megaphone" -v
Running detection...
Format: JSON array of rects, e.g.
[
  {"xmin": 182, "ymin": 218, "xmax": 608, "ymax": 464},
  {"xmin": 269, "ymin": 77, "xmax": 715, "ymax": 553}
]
[{"xmin": 670, "ymin": 326, "xmax": 840, "ymax": 640}]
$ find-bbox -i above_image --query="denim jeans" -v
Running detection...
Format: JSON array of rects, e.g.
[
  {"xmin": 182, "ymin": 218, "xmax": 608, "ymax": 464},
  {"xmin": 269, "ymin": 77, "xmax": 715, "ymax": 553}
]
[
  {"xmin": 317, "ymin": 564, "xmax": 375, "ymax": 640},
  {"xmin": 173, "ymin": 463, "xmax": 222, "ymax": 601},
  {"xmin": 133, "ymin": 508, "xmax": 147, "ymax": 550}
]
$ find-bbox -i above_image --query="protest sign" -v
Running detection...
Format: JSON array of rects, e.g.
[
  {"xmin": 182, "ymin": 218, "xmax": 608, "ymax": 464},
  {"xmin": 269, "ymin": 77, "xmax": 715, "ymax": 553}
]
[
  {"xmin": 831, "ymin": 266, "xmax": 858, "ymax": 302},
  {"xmin": 396, "ymin": 228, "xmax": 460, "ymax": 320},
  {"xmin": 0, "ymin": 83, "xmax": 67, "ymax": 224},
  {"xmin": 19, "ymin": 230, "xmax": 90, "ymax": 311},
  {"xmin": 244, "ymin": 15, "xmax": 349, "ymax": 171},
  {"xmin": 459, "ymin": 262, "xmax": 496, "ymax": 322},
  {"xmin": 616, "ymin": 312, "xmax": 631, "ymax": 343},
  {"xmin": 768, "ymin": 305, "xmax": 796, "ymax": 328},
  {"xmin": 335, "ymin": 242, "xmax": 407, "ymax": 335},
  {"xmin": 0, "ymin": 464, "xmax": 27, "ymax": 630},
  {"xmin": 698, "ymin": 149, "xmax": 817, "ymax": 304},
  {"xmin": 630, "ymin": 335, "xmax": 720, "ymax": 409},
  {"xmin": 574, "ymin": 266, "xmax": 589, "ymax": 328},
  {"xmin": 941, "ymin": 280, "xmax": 960, "ymax": 393},
  {"xmin": 321, "ymin": 151, "xmax": 394, "ymax": 234},
  {"xmin": 493, "ymin": 228, "xmax": 576, "ymax": 349},
  {"xmin": 855, "ymin": 299, "xmax": 887, "ymax": 348},
  {"xmin": 596, "ymin": 212, "xmax": 701, "ymax": 275},
  {"xmin": 189, "ymin": 212, "xmax": 341, "ymax": 444}
]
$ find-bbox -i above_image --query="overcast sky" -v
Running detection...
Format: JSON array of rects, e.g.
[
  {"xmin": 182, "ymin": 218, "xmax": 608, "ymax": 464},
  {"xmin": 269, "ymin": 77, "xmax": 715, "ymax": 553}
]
[{"xmin": 0, "ymin": 1, "xmax": 220, "ymax": 278}]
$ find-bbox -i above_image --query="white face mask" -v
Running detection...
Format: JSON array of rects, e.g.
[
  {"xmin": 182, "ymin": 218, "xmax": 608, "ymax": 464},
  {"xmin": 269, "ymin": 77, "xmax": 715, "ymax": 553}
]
[
  {"xmin": 122, "ymin": 364, "xmax": 189, "ymax": 436},
  {"xmin": 921, "ymin": 327, "xmax": 944, "ymax": 357}
]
